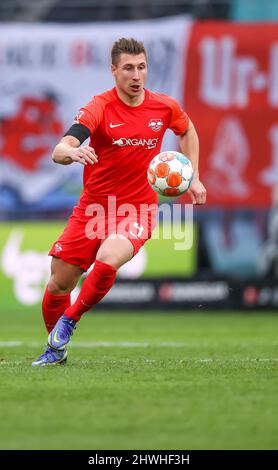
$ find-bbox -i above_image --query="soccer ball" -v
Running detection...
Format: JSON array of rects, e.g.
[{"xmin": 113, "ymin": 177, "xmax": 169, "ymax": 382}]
[{"xmin": 147, "ymin": 151, "xmax": 193, "ymax": 197}]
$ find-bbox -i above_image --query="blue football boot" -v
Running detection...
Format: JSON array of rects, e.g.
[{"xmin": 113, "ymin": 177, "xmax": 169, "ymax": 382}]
[
  {"xmin": 32, "ymin": 345, "xmax": 67, "ymax": 366},
  {"xmin": 48, "ymin": 314, "xmax": 76, "ymax": 350}
]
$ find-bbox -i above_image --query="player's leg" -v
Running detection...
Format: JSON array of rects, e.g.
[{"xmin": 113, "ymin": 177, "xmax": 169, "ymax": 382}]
[
  {"xmin": 32, "ymin": 213, "xmax": 99, "ymax": 366},
  {"xmin": 64, "ymin": 235, "xmax": 133, "ymax": 320},
  {"xmin": 41, "ymin": 212, "xmax": 93, "ymax": 334},
  {"xmin": 32, "ymin": 258, "xmax": 84, "ymax": 366},
  {"xmin": 45, "ymin": 209, "xmax": 157, "ymax": 356},
  {"xmin": 47, "ymin": 235, "xmax": 134, "ymax": 350},
  {"xmin": 42, "ymin": 257, "xmax": 83, "ymax": 333}
]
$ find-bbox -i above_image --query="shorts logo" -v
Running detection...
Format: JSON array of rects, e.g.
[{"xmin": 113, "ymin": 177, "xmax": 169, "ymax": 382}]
[
  {"xmin": 54, "ymin": 242, "xmax": 63, "ymax": 253},
  {"xmin": 148, "ymin": 118, "xmax": 163, "ymax": 132},
  {"xmin": 130, "ymin": 222, "xmax": 144, "ymax": 239}
]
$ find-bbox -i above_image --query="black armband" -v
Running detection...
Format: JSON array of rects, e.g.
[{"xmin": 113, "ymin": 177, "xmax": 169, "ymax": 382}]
[{"xmin": 64, "ymin": 123, "xmax": 91, "ymax": 144}]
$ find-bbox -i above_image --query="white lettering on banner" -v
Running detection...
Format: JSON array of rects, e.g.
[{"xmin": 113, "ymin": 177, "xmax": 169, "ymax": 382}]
[
  {"xmin": 159, "ymin": 282, "xmax": 229, "ymax": 302},
  {"xmin": 102, "ymin": 284, "xmax": 155, "ymax": 303},
  {"xmin": 200, "ymin": 36, "xmax": 233, "ymax": 107},
  {"xmin": 260, "ymin": 125, "xmax": 278, "ymax": 186},
  {"xmin": 205, "ymin": 117, "xmax": 251, "ymax": 197},
  {"xmin": 1, "ymin": 229, "xmax": 149, "ymax": 306},
  {"xmin": 1, "ymin": 231, "xmax": 50, "ymax": 305},
  {"xmin": 199, "ymin": 36, "xmax": 278, "ymax": 108}
]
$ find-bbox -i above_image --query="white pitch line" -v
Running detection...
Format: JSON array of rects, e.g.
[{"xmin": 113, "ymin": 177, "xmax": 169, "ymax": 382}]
[
  {"xmin": 0, "ymin": 341, "xmax": 188, "ymax": 348},
  {"xmin": 0, "ymin": 342, "xmax": 278, "ymax": 364},
  {"xmin": 71, "ymin": 341, "xmax": 189, "ymax": 348},
  {"xmin": 0, "ymin": 361, "xmax": 23, "ymax": 366},
  {"xmin": 1, "ymin": 358, "xmax": 278, "ymax": 367}
]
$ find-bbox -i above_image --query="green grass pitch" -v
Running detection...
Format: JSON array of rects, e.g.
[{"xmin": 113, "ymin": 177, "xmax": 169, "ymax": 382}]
[{"xmin": 0, "ymin": 309, "xmax": 278, "ymax": 450}]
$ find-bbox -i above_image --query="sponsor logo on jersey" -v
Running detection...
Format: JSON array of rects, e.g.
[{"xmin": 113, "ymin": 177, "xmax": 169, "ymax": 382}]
[
  {"xmin": 112, "ymin": 137, "xmax": 159, "ymax": 150},
  {"xmin": 148, "ymin": 118, "xmax": 163, "ymax": 132}
]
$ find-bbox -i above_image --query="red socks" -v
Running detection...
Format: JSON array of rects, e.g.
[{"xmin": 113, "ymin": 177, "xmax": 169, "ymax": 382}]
[
  {"xmin": 64, "ymin": 260, "xmax": 117, "ymax": 321},
  {"xmin": 42, "ymin": 261, "xmax": 116, "ymax": 330},
  {"xmin": 42, "ymin": 288, "xmax": 71, "ymax": 333}
]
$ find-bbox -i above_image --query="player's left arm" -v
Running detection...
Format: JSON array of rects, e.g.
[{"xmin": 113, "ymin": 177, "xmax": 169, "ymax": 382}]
[{"xmin": 179, "ymin": 119, "xmax": 207, "ymax": 205}]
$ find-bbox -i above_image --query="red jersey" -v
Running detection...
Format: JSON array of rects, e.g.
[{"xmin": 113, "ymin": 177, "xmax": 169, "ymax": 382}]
[{"xmin": 75, "ymin": 87, "xmax": 189, "ymax": 211}]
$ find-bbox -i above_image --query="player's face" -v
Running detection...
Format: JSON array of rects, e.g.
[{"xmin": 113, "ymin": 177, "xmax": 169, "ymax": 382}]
[{"xmin": 111, "ymin": 53, "xmax": 147, "ymax": 100}]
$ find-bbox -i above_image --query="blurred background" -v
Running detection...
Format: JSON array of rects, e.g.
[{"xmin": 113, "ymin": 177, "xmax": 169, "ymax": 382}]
[{"xmin": 1, "ymin": 0, "xmax": 278, "ymax": 314}]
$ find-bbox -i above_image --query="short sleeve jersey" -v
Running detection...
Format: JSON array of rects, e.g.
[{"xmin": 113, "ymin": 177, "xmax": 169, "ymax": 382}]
[{"xmin": 74, "ymin": 87, "xmax": 189, "ymax": 211}]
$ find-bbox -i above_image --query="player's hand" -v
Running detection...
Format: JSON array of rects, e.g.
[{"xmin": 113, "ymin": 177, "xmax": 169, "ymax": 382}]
[
  {"xmin": 187, "ymin": 177, "xmax": 207, "ymax": 205},
  {"xmin": 70, "ymin": 145, "xmax": 98, "ymax": 166}
]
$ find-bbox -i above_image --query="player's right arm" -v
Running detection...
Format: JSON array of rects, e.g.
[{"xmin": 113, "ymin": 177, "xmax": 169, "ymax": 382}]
[
  {"xmin": 52, "ymin": 135, "xmax": 98, "ymax": 166},
  {"xmin": 53, "ymin": 95, "xmax": 106, "ymax": 166}
]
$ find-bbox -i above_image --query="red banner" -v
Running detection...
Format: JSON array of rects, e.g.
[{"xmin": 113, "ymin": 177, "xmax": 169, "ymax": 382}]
[{"xmin": 183, "ymin": 22, "xmax": 278, "ymax": 207}]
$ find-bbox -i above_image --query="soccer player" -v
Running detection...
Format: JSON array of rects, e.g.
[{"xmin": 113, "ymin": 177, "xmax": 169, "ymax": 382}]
[{"xmin": 32, "ymin": 37, "xmax": 206, "ymax": 366}]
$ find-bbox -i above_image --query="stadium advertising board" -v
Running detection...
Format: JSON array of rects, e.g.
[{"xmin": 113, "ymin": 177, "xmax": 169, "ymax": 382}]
[
  {"xmin": 1, "ymin": 223, "xmax": 276, "ymax": 311},
  {"xmin": 0, "ymin": 222, "xmax": 197, "ymax": 313}
]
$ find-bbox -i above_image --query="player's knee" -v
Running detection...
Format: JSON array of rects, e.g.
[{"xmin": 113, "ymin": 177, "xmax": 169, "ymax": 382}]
[
  {"xmin": 97, "ymin": 237, "xmax": 134, "ymax": 268},
  {"xmin": 48, "ymin": 277, "xmax": 73, "ymax": 295},
  {"xmin": 96, "ymin": 250, "xmax": 120, "ymax": 269}
]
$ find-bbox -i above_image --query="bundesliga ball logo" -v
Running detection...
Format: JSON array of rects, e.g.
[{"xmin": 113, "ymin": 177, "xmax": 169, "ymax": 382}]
[{"xmin": 147, "ymin": 151, "xmax": 193, "ymax": 197}]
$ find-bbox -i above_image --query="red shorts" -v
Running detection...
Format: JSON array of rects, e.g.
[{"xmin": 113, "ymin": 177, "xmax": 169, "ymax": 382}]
[{"xmin": 49, "ymin": 205, "xmax": 157, "ymax": 271}]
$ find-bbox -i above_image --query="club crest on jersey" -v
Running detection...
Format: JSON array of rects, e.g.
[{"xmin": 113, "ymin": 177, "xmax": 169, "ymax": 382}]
[{"xmin": 148, "ymin": 118, "xmax": 163, "ymax": 132}]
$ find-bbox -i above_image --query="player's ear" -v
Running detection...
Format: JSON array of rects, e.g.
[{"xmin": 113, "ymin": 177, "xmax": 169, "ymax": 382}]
[{"xmin": 111, "ymin": 63, "xmax": 116, "ymax": 76}]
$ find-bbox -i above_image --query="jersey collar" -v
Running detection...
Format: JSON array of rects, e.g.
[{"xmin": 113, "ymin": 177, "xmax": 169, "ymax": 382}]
[{"xmin": 113, "ymin": 87, "xmax": 149, "ymax": 109}]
